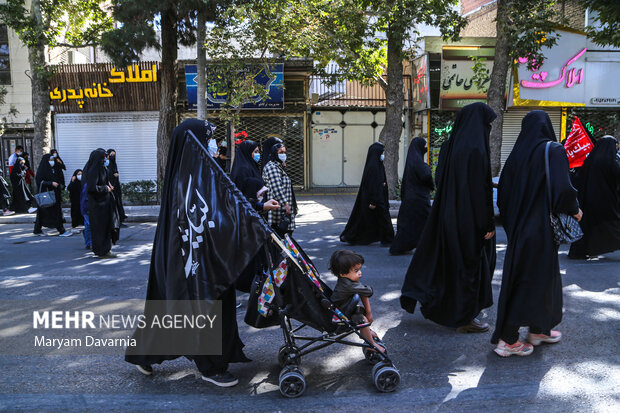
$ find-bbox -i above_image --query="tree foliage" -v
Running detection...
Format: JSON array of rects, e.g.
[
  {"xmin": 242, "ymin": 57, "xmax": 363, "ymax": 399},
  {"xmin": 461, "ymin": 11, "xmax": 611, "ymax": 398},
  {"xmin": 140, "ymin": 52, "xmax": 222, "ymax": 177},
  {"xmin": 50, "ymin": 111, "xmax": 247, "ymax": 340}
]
[
  {"xmin": 581, "ymin": 0, "xmax": 620, "ymax": 47},
  {"xmin": 0, "ymin": 0, "xmax": 113, "ymax": 56}
]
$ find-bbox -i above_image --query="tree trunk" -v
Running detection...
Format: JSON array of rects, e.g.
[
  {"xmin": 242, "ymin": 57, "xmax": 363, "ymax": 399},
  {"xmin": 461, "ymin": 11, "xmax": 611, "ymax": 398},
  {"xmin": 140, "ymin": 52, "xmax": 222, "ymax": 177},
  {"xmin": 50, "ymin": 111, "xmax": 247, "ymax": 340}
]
[
  {"xmin": 487, "ymin": 0, "xmax": 512, "ymax": 176},
  {"xmin": 378, "ymin": 21, "xmax": 404, "ymax": 199},
  {"xmin": 156, "ymin": 8, "xmax": 178, "ymax": 190},
  {"xmin": 196, "ymin": 13, "xmax": 207, "ymax": 120},
  {"xmin": 29, "ymin": 0, "xmax": 51, "ymax": 172}
]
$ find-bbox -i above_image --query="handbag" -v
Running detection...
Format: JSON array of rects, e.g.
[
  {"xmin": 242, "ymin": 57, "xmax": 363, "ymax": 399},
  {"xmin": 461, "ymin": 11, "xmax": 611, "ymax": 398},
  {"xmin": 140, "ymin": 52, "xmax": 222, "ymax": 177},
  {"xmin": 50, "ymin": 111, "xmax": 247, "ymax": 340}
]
[
  {"xmin": 544, "ymin": 141, "xmax": 583, "ymax": 245},
  {"xmin": 244, "ymin": 245, "xmax": 280, "ymax": 329},
  {"xmin": 33, "ymin": 182, "xmax": 56, "ymax": 209}
]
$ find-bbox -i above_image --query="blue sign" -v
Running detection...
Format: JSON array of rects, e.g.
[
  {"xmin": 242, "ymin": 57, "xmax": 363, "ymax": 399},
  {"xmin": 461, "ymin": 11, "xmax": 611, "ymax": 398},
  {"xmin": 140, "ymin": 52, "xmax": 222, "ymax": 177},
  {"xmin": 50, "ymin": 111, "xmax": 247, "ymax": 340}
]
[{"xmin": 185, "ymin": 63, "xmax": 284, "ymax": 110}]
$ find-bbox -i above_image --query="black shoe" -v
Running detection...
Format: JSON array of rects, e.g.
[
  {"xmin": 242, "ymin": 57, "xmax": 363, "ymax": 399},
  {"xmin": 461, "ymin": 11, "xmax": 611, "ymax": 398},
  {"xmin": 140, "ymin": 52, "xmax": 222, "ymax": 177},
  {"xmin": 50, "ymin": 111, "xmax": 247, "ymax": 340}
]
[
  {"xmin": 120, "ymin": 223, "xmax": 128, "ymax": 228},
  {"xmin": 136, "ymin": 365, "xmax": 153, "ymax": 376},
  {"xmin": 201, "ymin": 371, "xmax": 238, "ymax": 387},
  {"xmin": 96, "ymin": 252, "xmax": 117, "ymax": 259}
]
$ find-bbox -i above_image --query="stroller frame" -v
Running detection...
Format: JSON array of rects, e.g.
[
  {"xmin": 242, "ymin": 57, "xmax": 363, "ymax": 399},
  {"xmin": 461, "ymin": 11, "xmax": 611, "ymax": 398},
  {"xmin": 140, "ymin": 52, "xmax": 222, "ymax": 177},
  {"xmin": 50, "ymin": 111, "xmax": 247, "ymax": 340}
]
[{"xmin": 268, "ymin": 233, "xmax": 401, "ymax": 397}]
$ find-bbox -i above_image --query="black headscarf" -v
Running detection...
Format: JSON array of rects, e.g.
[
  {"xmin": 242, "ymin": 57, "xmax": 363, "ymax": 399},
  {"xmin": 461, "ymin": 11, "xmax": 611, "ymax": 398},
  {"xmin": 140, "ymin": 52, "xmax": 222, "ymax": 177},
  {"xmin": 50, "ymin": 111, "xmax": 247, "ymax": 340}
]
[
  {"xmin": 35, "ymin": 154, "xmax": 56, "ymax": 189},
  {"xmin": 270, "ymin": 143, "xmax": 285, "ymax": 165},
  {"xmin": 262, "ymin": 136, "xmax": 283, "ymax": 168},
  {"xmin": 106, "ymin": 149, "xmax": 118, "ymax": 175},
  {"xmin": 230, "ymin": 140, "xmax": 261, "ymax": 190},
  {"xmin": 50, "ymin": 148, "xmax": 66, "ymax": 170},
  {"xmin": 400, "ymin": 102, "xmax": 497, "ymax": 328}
]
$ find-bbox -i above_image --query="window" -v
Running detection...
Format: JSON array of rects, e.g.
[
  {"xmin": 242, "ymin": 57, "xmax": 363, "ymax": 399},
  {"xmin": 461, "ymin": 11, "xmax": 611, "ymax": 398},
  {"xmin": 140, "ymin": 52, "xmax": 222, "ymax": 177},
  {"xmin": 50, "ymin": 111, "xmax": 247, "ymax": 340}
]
[{"xmin": 0, "ymin": 25, "xmax": 10, "ymax": 85}]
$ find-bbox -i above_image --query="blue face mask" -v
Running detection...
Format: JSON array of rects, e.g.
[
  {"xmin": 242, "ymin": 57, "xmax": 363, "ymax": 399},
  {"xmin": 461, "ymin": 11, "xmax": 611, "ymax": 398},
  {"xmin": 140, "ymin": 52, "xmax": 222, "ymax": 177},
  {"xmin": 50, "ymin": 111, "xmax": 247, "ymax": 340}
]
[
  {"xmin": 380, "ymin": 153, "xmax": 385, "ymax": 162},
  {"xmin": 253, "ymin": 153, "xmax": 260, "ymax": 163},
  {"xmin": 104, "ymin": 159, "xmax": 110, "ymax": 167}
]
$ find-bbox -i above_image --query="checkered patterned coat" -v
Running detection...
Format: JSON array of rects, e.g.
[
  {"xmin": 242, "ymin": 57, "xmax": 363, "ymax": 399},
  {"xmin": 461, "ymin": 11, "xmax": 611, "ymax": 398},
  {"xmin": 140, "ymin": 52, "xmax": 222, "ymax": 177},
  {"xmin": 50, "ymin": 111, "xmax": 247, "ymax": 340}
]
[{"xmin": 262, "ymin": 160, "xmax": 296, "ymax": 230}]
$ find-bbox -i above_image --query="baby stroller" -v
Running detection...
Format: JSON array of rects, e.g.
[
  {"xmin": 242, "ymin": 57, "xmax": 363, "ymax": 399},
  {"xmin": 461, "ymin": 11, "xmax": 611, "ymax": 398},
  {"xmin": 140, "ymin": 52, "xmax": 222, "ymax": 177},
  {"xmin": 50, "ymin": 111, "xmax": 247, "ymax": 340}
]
[{"xmin": 254, "ymin": 233, "xmax": 400, "ymax": 398}]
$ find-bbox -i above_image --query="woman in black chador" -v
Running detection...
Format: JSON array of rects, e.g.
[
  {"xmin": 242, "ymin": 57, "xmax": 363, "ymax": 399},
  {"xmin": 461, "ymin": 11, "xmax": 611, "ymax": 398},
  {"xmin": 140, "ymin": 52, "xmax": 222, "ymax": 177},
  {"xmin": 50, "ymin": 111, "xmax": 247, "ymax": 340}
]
[
  {"xmin": 400, "ymin": 102, "xmax": 497, "ymax": 333},
  {"xmin": 568, "ymin": 136, "xmax": 620, "ymax": 259},
  {"xmin": 33, "ymin": 154, "xmax": 67, "ymax": 235},
  {"xmin": 340, "ymin": 142, "xmax": 394, "ymax": 245},
  {"xmin": 126, "ymin": 119, "xmax": 261, "ymax": 388},
  {"xmin": 390, "ymin": 138, "xmax": 434, "ymax": 255},
  {"xmin": 10, "ymin": 157, "xmax": 35, "ymax": 213},
  {"xmin": 67, "ymin": 169, "xmax": 84, "ymax": 227},
  {"xmin": 85, "ymin": 149, "xmax": 118, "ymax": 257},
  {"xmin": 106, "ymin": 149, "xmax": 128, "ymax": 222},
  {"xmin": 492, "ymin": 111, "xmax": 581, "ymax": 357}
]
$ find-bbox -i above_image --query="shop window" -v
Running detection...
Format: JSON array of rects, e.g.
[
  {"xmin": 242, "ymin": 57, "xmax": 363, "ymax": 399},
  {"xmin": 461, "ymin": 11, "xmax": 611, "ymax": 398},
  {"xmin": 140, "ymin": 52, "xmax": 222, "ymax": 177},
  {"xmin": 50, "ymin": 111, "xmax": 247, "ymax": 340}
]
[{"xmin": 0, "ymin": 25, "xmax": 10, "ymax": 85}]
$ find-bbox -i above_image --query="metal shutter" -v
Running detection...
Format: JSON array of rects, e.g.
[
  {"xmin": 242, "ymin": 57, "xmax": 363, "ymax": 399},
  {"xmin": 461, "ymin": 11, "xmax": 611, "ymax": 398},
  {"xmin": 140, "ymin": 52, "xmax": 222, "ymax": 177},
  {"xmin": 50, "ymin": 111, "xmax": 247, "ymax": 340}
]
[
  {"xmin": 54, "ymin": 112, "xmax": 158, "ymax": 184},
  {"xmin": 501, "ymin": 108, "xmax": 561, "ymax": 169}
]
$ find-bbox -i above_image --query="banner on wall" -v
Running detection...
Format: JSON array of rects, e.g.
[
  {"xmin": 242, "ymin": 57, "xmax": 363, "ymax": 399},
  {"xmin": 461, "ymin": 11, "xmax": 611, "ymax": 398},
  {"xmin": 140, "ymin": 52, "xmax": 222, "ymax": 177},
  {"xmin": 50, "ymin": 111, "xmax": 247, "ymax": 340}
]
[
  {"xmin": 439, "ymin": 46, "xmax": 495, "ymax": 110},
  {"xmin": 185, "ymin": 63, "xmax": 284, "ymax": 110}
]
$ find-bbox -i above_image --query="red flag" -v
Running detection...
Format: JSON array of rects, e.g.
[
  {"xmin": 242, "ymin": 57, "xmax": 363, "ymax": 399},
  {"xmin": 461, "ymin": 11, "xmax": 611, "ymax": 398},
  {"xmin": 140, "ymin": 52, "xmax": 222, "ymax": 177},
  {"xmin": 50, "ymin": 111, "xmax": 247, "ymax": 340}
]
[{"xmin": 564, "ymin": 116, "xmax": 594, "ymax": 169}]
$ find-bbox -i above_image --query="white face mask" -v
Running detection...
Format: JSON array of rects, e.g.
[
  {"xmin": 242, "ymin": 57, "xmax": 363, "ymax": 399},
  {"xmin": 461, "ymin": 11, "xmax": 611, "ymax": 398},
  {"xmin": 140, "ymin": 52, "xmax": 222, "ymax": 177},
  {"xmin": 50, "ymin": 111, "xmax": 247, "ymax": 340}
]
[
  {"xmin": 278, "ymin": 153, "xmax": 287, "ymax": 162},
  {"xmin": 48, "ymin": 160, "xmax": 55, "ymax": 167},
  {"xmin": 380, "ymin": 153, "xmax": 385, "ymax": 162},
  {"xmin": 208, "ymin": 139, "xmax": 218, "ymax": 156},
  {"xmin": 77, "ymin": 174, "xmax": 82, "ymax": 181}
]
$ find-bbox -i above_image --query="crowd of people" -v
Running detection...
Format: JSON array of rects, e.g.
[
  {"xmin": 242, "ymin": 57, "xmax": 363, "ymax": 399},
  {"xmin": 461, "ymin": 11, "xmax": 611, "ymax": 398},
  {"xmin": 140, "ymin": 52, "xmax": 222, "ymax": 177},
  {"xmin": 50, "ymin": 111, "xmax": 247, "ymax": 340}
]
[
  {"xmin": 1, "ymin": 146, "xmax": 132, "ymax": 258},
  {"xmin": 341, "ymin": 103, "xmax": 619, "ymax": 358}
]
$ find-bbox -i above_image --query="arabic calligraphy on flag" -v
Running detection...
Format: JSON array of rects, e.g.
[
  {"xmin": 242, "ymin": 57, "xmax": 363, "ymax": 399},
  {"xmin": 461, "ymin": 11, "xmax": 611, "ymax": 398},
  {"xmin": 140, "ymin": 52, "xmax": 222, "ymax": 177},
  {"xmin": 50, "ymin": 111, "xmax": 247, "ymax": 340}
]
[{"xmin": 564, "ymin": 116, "xmax": 594, "ymax": 169}]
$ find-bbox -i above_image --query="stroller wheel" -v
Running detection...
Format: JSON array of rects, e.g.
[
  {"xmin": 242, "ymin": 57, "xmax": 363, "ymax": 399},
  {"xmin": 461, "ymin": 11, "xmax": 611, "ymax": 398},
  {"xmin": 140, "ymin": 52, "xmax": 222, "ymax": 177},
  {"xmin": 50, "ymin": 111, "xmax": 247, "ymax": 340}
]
[
  {"xmin": 278, "ymin": 345, "xmax": 301, "ymax": 367},
  {"xmin": 363, "ymin": 346, "xmax": 382, "ymax": 365},
  {"xmin": 373, "ymin": 362, "xmax": 400, "ymax": 393},
  {"xmin": 279, "ymin": 366, "xmax": 306, "ymax": 398}
]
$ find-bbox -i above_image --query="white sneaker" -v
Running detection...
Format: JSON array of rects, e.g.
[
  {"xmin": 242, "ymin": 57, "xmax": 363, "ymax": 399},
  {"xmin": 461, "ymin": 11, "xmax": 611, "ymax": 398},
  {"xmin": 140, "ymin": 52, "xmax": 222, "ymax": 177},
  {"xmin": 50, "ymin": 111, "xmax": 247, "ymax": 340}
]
[
  {"xmin": 28, "ymin": 207, "xmax": 37, "ymax": 213},
  {"xmin": 59, "ymin": 231, "xmax": 73, "ymax": 237},
  {"xmin": 2, "ymin": 210, "xmax": 15, "ymax": 216}
]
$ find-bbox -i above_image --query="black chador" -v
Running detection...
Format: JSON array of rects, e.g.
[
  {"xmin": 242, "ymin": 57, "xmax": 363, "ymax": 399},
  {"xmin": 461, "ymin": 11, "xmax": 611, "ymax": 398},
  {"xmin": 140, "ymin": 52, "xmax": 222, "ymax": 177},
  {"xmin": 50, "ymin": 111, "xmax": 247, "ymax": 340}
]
[
  {"xmin": 10, "ymin": 159, "xmax": 33, "ymax": 213},
  {"xmin": 125, "ymin": 119, "xmax": 271, "ymax": 377},
  {"xmin": 34, "ymin": 154, "xmax": 65, "ymax": 233},
  {"xmin": 569, "ymin": 136, "xmax": 620, "ymax": 258},
  {"xmin": 106, "ymin": 149, "xmax": 128, "ymax": 222},
  {"xmin": 492, "ymin": 111, "xmax": 579, "ymax": 344},
  {"xmin": 340, "ymin": 142, "xmax": 394, "ymax": 245},
  {"xmin": 67, "ymin": 169, "xmax": 84, "ymax": 227},
  {"xmin": 400, "ymin": 102, "xmax": 497, "ymax": 329},
  {"xmin": 230, "ymin": 140, "xmax": 262, "ymax": 198},
  {"xmin": 390, "ymin": 138, "xmax": 434, "ymax": 255},
  {"xmin": 85, "ymin": 149, "xmax": 118, "ymax": 256}
]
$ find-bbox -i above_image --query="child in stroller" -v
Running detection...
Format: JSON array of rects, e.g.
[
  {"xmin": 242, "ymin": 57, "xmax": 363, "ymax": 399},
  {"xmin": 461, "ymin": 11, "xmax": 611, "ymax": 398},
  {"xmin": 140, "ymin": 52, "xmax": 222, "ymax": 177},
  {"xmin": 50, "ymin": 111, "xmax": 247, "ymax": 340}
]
[
  {"xmin": 265, "ymin": 234, "xmax": 399, "ymax": 397},
  {"xmin": 329, "ymin": 250, "xmax": 385, "ymax": 353}
]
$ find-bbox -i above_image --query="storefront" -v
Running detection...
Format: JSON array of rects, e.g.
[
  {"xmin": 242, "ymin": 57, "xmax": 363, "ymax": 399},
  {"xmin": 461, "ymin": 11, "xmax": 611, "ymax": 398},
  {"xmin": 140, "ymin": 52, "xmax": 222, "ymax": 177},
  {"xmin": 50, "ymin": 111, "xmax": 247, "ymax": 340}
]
[
  {"xmin": 507, "ymin": 28, "xmax": 620, "ymax": 153},
  {"xmin": 50, "ymin": 62, "xmax": 161, "ymax": 184},
  {"xmin": 179, "ymin": 59, "xmax": 312, "ymax": 189}
]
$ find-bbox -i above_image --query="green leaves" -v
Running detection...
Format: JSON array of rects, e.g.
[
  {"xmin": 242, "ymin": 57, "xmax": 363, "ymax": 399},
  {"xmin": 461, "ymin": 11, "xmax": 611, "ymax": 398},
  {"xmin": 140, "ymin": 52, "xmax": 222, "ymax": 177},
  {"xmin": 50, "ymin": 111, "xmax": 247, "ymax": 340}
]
[{"xmin": 581, "ymin": 0, "xmax": 620, "ymax": 47}]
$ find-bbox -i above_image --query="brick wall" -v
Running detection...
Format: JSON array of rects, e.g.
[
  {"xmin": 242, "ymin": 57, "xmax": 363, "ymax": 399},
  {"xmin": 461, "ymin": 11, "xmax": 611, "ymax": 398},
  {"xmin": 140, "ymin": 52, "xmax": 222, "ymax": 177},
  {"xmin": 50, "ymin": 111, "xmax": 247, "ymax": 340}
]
[
  {"xmin": 461, "ymin": 0, "xmax": 585, "ymax": 38},
  {"xmin": 461, "ymin": 0, "xmax": 495, "ymax": 15}
]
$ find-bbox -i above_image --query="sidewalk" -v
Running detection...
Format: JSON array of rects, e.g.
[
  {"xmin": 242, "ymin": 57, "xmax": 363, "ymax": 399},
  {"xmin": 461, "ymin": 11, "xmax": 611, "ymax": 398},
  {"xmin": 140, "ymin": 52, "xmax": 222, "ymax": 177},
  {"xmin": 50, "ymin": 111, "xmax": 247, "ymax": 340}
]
[{"xmin": 0, "ymin": 194, "xmax": 401, "ymax": 225}]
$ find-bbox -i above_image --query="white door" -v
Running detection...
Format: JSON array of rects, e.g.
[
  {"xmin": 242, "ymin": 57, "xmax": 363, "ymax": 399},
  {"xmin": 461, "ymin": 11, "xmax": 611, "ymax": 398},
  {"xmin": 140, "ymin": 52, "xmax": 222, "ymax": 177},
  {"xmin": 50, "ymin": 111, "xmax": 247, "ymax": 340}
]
[
  {"xmin": 54, "ymin": 112, "xmax": 159, "ymax": 184},
  {"xmin": 311, "ymin": 111, "xmax": 344, "ymax": 186}
]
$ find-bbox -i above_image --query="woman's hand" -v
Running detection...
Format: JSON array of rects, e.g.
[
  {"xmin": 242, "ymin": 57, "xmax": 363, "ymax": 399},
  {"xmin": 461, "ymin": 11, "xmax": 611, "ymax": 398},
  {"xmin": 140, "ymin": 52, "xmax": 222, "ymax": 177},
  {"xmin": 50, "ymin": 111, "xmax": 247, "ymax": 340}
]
[
  {"xmin": 263, "ymin": 199, "xmax": 280, "ymax": 211},
  {"xmin": 114, "ymin": 173, "xmax": 119, "ymax": 178},
  {"xmin": 285, "ymin": 203, "xmax": 291, "ymax": 214},
  {"xmin": 484, "ymin": 230, "xmax": 495, "ymax": 240},
  {"xmin": 369, "ymin": 204, "xmax": 376, "ymax": 210},
  {"xmin": 52, "ymin": 182, "xmax": 59, "ymax": 188},
  {"xmin": 573, "ymin": 208, "xmax": 583, "ymax": 222},
  {"xmin": 71, "ymin": 176, "xmax": 76, "ymax": 182},
  {"xmin": 108, "ymin": 185, "xmax": 114, "ymax": 192}
]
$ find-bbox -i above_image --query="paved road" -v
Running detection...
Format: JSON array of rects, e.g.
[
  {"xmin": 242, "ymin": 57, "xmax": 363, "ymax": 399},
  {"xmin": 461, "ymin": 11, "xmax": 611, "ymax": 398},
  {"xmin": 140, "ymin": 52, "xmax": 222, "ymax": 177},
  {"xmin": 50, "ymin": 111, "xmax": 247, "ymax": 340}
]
[{"xmin": 0, "ymin": 199, "xmax": 618, "ymax": 412}]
